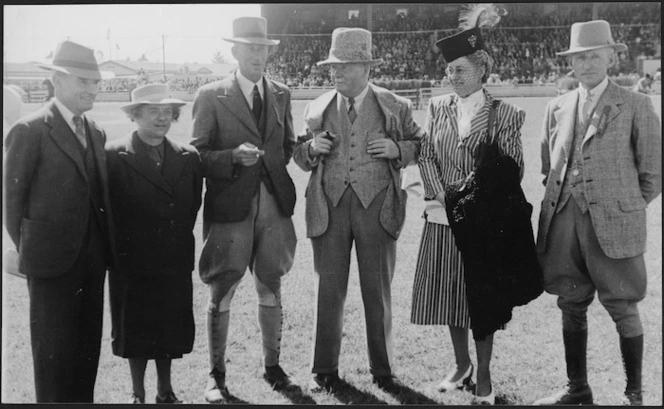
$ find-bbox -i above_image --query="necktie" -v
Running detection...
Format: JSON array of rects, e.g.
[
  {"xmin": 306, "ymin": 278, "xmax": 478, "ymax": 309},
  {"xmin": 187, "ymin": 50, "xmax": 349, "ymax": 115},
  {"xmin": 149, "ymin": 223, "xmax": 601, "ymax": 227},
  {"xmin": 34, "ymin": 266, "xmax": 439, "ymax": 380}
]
[
  {"xmin": 72, "ymin": 115, "xmax": 87, "ymax": 149},
  {"xmin": 348, "ymin": 97, "xmax": 357, "ymax": 124},
  {"xmin": 252, "ymin": 85, "xmax": 262, "ymax": 122}
]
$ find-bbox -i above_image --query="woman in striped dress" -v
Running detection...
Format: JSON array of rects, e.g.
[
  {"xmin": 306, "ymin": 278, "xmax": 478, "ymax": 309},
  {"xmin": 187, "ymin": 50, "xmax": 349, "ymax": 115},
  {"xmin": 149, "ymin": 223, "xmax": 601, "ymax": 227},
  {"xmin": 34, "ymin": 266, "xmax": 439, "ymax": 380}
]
[{"xmin": 411, "ymin": 8, "xmax": 525, "ymax": 404}]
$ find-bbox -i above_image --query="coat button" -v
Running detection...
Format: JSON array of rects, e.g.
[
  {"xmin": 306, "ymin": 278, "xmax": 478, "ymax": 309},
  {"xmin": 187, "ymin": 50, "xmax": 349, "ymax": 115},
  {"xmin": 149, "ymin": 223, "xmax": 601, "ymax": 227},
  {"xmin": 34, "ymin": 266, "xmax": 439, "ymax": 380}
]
[
  {"xmin": 344, "ymin": 180, "xmax": 348, "ymax": 185},
  {"xmin": 169, "ymin": 203, "xmax": 175, "ymax": 208},
  {"xmin": 551, "ymin": 202, "xmax": 556, "ymax": 207},
  {"xmin": 572, "ymin": 169, "xmax": 580, "ymax": 176}
]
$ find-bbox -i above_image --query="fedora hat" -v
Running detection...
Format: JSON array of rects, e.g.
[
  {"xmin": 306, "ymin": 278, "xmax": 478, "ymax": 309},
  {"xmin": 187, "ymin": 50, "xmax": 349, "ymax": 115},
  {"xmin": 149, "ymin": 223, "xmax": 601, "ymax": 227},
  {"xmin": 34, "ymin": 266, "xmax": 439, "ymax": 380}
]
[
  {"xmin": 317, "ymin": 28, "xmax": 383, "ymax": 66},
  {"xmin": 223, "ymin": 16, "xmax": 279, "ymax": 46},
  {"xmin": 557, "ymin": 20, "xmax": 627, "ymax": 56},
  {"xmin": 37, "ymin": 40, "xmax": 113, "ymax": 80},
  {"xmin": 121, "ymin": 84, "xmax": 185, "ymax": 112}
]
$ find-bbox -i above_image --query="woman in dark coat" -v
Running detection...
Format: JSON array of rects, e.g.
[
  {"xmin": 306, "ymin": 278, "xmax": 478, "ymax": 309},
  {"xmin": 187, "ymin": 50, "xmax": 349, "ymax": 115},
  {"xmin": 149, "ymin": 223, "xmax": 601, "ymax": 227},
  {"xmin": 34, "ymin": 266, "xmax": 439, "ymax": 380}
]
[
  {"xmin": 106, "ymin": 84, "xmax": 202, "ymax": 404},
  {"xmin": 410, "ymin": 5, "xmax": 531, "ymax": 405}
]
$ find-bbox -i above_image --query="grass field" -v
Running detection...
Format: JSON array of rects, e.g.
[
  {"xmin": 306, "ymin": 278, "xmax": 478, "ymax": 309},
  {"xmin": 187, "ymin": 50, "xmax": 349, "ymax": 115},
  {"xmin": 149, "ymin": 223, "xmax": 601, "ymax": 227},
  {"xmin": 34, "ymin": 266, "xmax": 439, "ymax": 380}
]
[{"xmin": 2, "ymin": 96, "xmax": 661, "ymax": 405}]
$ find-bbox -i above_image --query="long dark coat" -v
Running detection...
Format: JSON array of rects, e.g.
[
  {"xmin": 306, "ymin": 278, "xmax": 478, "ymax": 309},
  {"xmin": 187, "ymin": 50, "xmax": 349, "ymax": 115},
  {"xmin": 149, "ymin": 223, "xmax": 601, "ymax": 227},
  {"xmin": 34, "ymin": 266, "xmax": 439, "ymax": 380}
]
[{"xmin": 106, "ymin": 133, "xmax": 202, "ymax": 358}]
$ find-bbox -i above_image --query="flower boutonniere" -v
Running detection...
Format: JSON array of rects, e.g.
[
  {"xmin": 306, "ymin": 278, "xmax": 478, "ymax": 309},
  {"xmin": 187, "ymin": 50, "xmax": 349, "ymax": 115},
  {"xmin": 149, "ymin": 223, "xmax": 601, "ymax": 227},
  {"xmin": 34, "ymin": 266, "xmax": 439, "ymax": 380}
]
[{"xmin": 594, "ymin": 105, "xmax": 611, "ymax": 139}]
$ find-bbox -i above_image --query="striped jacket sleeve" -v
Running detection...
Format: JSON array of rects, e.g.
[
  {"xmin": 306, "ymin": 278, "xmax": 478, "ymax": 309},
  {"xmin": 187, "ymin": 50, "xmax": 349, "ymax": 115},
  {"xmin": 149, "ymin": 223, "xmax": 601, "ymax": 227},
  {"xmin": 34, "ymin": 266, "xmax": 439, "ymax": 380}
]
[
  {"xmin": 495, "ymin": 102, "xmax": 526, "ymax": 180},
  {"xmin": 418, "ymin": 99, "xmax": 445, "ymax": 200}
]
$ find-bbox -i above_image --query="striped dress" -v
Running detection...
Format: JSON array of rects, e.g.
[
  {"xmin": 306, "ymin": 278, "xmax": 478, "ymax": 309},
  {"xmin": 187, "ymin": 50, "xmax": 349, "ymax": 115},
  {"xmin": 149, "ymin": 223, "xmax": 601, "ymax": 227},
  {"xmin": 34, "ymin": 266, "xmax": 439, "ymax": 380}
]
[{"xmin": 411, "ymin": 89, "xmax": 525, "ymax": 326}]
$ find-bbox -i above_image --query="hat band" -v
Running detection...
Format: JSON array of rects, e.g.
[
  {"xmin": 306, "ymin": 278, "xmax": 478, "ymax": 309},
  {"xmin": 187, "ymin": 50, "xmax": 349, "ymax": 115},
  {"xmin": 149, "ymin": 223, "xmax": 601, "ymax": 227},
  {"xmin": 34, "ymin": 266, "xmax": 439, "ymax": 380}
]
[
  {"xmin": 234, "ymin": 31, "xmax": 269, "ymax": 39},
  {"xmin": 52, "ymin": 58, "xmax": 100, "ymax": 71}
]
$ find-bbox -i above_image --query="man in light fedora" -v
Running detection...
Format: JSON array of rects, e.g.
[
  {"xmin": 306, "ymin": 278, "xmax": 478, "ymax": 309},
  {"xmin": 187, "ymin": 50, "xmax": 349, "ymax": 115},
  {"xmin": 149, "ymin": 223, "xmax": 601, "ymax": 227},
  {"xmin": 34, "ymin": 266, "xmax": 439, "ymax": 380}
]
[
  {"xmin": 293, "ymin": 27, "xmax": 424, "ymax": 392},
  {"xmin": 534, "ymin": 20, "xmax": 661, "ymax": 405},
  {"xmin": 3, "ymin": 39, "xmax": 115, "ymax": 402},
  {"xmin": 190, "ymin": 16, "xmax": 298, "ymax": 403}
]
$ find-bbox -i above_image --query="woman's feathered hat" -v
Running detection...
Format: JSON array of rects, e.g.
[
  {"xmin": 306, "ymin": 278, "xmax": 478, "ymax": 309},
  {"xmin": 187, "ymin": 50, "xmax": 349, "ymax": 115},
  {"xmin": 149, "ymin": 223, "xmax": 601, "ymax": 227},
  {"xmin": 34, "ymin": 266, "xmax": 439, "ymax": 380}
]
[{"xmin": 436, "ymin": 4, "xmax": 505, "ymax": 63}]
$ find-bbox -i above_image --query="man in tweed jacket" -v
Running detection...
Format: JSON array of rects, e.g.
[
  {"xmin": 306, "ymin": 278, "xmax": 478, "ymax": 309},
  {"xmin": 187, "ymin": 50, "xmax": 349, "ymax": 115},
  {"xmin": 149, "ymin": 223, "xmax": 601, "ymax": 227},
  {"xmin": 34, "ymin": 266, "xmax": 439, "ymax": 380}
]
[
  {"xmin": 293, "ymin": 28, "xmax": 424, "ymax": 392},
  {"xmin": 535, "ymin": 21, "xmax": 661, "ymax": 406}
]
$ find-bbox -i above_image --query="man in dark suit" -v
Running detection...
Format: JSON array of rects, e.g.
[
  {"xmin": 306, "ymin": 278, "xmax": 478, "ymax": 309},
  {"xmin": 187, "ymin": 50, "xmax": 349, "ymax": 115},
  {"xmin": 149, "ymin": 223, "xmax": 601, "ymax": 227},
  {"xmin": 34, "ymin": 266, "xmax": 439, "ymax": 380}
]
[
  {"xmin": 3, "ymin": 40, "xmax": 114, "ymax": 402},
  {"xmin": 190, "ymin": 17, "xmax": 298, "ymax": 403}
]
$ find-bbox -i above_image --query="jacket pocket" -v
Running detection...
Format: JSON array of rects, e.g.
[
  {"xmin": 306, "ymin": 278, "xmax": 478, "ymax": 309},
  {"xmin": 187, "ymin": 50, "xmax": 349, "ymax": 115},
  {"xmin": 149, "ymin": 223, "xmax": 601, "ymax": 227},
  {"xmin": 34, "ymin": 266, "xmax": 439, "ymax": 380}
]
[{"xmin": 619, "ymin": 197, "xmax": 646, "ymax": 212}]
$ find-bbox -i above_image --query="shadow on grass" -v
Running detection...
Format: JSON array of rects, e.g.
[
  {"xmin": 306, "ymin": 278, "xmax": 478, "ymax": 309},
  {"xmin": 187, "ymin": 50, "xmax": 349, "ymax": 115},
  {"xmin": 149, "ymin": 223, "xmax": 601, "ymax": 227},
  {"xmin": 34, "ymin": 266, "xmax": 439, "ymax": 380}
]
[
  {"xmin": 330, "ymin": 379, "xmax": 388, "ymax": 405},
  {"xmin": 277, "ymin": 384, "xmax": 317, "ymax": 404},
  {"xmin": 378, "ymin": 381, "xmax": 441, "ymax": 405}
]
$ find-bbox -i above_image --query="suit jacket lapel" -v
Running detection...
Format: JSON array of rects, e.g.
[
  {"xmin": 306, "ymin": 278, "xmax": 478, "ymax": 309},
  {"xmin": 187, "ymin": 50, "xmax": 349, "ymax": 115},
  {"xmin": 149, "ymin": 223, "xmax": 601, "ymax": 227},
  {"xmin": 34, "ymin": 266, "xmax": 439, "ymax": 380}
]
[
  {"xmin": 215, "ymin": 76, "xmax": 262, "ymax": 144},
  {"xmin": 162, "ymin": 138, "xmax": 190, "ymax": 190},
  {"xmin": 442, "ymin": 95, "xmax": 459, "ymax": 138},
  {"xmin": 46, "ymin": 102, "xmax": 87, "ymax": 180},
  {"xmin": 263, "ymin": 79, "xmax": 284, "ymax": 144},
  {"xmin": 582, "ymin": 81, "xmax": 623, "ymax": 145},
  {"xmin": 304, "ymin": 89, "xmax": 337, "ymax": 132},
  {"xmin": 120, "ymin": 133, "xmax": 173, "ymax": 196},
  {"xmin": 87, "ymin": 119, "xmax": 109, "ymax": 190},
  {"xmin": 553, "ymin": 90, "xmax": 578, "ymax": 164}
]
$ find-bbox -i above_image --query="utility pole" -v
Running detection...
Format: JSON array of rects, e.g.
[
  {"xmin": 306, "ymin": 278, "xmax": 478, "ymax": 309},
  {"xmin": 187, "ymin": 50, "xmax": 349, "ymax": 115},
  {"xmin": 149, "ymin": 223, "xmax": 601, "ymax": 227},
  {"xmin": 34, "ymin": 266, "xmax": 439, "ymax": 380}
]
[{"xmin": 162, "ymin": 34, "xmax": 167, "ymax": 82}]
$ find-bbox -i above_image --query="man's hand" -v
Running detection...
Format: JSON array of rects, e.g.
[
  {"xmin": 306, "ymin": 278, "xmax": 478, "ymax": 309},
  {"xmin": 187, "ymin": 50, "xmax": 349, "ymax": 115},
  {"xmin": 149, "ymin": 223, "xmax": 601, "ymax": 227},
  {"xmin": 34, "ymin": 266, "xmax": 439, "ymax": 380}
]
[
  {"xmin": 308, "ymin": 131, "xmax": 336, "ymax": 158},
  {"xmin": 232, "ymin": 142, "xmax": 265, "ymax": 166},
  {"xmin": 367, "ymin": 138, "xmax": 400, "ymax": 160}
]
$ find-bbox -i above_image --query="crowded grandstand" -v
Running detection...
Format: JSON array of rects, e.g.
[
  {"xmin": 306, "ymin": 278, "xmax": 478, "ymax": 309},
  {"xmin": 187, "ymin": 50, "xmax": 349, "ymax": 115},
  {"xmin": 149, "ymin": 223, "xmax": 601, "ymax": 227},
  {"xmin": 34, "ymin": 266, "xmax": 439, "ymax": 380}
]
[{"xmin": 4, "ymin": 2, "xmax": 661, "ymax": 100}]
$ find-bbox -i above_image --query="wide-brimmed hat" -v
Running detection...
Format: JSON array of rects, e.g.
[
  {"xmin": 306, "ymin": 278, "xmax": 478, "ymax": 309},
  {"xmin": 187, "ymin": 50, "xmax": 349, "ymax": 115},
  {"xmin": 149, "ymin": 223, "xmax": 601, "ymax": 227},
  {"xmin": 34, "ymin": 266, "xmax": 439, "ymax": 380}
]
[
  {"xmin": 435, "ymin": 27, "xmax": 486, "ymax": 63},
  {"xmin": 37, "ymin": 40, "xmax": 113, "ymax": 80},
  {"xmin": 317, "ymin": 28, "xmax": 383, "ymax": 66},
  {"xmin": 121, "ymin": 84, "xmax": 186, "ymax": 112},
  {"xmin": 557, "ymin": 20, "xmax": 627, "ymax": 56},
  {"xmin": 223, "ymin": 16, "xmax": 279, "ymax": 46}
]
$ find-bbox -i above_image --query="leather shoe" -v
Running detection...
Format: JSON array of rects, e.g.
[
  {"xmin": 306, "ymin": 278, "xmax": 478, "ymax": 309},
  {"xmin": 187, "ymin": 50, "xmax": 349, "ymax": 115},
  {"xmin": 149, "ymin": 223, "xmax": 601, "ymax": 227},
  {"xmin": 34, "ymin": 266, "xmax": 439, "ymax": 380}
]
[
  {"xmin": 533, "ymin": 382, "xmax": 593, "ymax": 405},
  {"xmin": 438, "ymin": 363, "xmax": 474, "ymax": 392},
  {"xmin": 472, "ymin": 385, "xmax": 495, "ymax": 405},
  {"xmin": 308, "ymin": 371, "xmax": 342, "ymax": 392},
  {"xmin": 204, "ymin": 368, "xmax": 231, "ymax": 404},
  {"xmin": 156, "ymin": 391, "xmax": 182, "ymax": 404},
  {"xmin": 622, "ymin": 391, "xmax": 643, "ymax": 406},
  {"xmin": 130, "ymin": 392, "xmax": 145, "ymax": 404},
  {"xmin": 264, "ymin": 364, "xmax": 297, "ymax": 391},
  {"xmin": 372, "ymin": 375, "xmax": 404, "ymax": 391}
]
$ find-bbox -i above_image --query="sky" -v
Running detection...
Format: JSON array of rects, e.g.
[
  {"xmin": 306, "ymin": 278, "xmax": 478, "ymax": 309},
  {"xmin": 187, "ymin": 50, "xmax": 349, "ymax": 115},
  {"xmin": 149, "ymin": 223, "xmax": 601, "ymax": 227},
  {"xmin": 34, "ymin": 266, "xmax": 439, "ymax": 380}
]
[{"xmin": 3, "ymin": 4, "xmax": 262, "ymax": 65}]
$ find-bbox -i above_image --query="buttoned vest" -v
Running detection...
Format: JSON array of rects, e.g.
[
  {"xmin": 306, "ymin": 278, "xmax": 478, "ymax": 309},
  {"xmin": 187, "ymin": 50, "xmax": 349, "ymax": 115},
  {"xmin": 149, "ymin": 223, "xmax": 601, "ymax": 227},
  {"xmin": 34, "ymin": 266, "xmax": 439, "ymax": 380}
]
[
  {"xmin": 556, "ymin": 102, "xmax": 591, "ymax": 214},
  {"xmin": 322, "ymin": 90, "xmax": 392, "ymax": 208}
]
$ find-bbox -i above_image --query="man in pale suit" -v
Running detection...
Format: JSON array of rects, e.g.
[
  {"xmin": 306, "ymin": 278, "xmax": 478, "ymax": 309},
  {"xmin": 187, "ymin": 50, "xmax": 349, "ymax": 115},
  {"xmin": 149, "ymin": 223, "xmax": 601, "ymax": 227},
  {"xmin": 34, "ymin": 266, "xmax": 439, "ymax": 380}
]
[
  {"xmin": 534, "ymin": 21, "xmax": 661, "ymax": 406},
  {"xmin": 190, "ymin": 17, "xmax": 298, "ymax": 403},
  {"xmin": 293, "ymin": 27, "xmax": 424, "ymax": 392},
  {"xmin": 4, "ymin": 40, "xmax": 114, "ymax": 402}
]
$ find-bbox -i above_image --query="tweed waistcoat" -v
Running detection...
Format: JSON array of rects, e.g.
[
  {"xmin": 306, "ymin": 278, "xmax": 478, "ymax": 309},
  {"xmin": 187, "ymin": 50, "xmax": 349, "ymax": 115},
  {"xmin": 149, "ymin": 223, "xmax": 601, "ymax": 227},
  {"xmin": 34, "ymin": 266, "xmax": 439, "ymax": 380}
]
[
  {"xmin": 557, "ymin": 108, "xmax": 590, "ymax": 214},
  {"xmin": 322, "ymin": 90, "xmax": 391, "ymax": 208}
]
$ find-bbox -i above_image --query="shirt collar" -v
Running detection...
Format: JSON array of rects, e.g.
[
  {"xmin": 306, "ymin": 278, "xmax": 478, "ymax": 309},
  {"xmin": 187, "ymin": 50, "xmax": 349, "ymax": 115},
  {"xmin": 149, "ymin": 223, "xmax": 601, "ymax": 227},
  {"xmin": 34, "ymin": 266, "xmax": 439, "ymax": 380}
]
[
  {"xmin": 458, "ymin": 88, "xmax": 485, "ymax": 109},
  {"xmin": 53, "ymin": 97, "xmax": 84, "ymax": 132},
  {"xmin": 578, "ymin": 76, "xmax": 609, "ymax": 101},
  {"xmin": 338, "ymin": 84, "xmax": 370, "ymax": 111},
  {"xmin": 236, "ymin": 70, "xmax": 264, "ymax": 102}
]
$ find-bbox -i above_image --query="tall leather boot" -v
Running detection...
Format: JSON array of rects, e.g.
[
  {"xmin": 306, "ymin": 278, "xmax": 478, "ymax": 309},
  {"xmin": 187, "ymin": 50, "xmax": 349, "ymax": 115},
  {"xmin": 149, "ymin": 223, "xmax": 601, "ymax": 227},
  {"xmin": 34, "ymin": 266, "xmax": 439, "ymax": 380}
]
[
  {"xmin": 620, "ymin": 334, "xmax": 643, "ymax": 406},
  {"xmin": 534, "ymin": 329, "xmax": 593, "ymax": 405},
  {"xmin": 204, "ymin": 310, "xmax": 230, "ymax": 403}
]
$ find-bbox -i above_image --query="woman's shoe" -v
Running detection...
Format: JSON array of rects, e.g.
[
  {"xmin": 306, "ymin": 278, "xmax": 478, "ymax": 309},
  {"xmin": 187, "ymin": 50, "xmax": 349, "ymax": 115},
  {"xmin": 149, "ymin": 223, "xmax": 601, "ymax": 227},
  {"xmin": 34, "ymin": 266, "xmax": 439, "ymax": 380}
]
[
  {"xmin": 472, "ymin": 385, "xmax": 495, "ymax": 405},
  {"xmin": 437, "ymin": 363, "xmax": 474, "ymax": 392}
]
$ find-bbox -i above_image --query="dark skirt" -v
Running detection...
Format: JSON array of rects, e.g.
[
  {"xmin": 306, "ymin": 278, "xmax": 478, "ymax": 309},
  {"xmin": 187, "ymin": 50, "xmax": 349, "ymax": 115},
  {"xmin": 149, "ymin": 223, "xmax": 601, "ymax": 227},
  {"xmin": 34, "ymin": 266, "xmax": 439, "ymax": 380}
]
[{"xmin": 109, "ymin": 269, "xmax": 194, "ymax": 359}]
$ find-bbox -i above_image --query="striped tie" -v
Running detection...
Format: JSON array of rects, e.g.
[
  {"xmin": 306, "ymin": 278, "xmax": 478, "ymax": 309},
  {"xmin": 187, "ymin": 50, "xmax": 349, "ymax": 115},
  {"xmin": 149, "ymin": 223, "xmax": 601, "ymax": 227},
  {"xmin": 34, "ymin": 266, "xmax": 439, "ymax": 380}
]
[
  {"xmin": 347, "ymin": 97, "xmax": 357, "ymax": 124},
  {"xmin": 72, "ymin": 115, "xmax": 87, "ymax": 149}
]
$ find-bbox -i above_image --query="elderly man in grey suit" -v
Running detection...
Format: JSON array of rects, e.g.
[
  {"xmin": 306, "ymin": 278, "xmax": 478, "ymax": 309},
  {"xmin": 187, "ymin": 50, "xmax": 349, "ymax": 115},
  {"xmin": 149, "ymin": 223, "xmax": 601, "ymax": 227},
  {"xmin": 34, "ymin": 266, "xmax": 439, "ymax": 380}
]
[
  {"xmin": 534, "ymin": 21, "xmax": 661, "ymax": 406},
  {"xmin": 190, "ymin": 17, "xmax": 297, "ymax": 403},
  {"xmin": 293, "ymin": 27, "xmax": 424, "ymax": 392}
]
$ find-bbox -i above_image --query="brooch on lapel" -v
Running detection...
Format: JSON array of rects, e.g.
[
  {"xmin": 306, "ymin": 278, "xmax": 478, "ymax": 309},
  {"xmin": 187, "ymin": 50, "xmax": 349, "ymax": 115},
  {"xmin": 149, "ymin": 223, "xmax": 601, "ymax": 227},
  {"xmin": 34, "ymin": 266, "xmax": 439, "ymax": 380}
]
[{"xmin": 468, "ymin": 35, "xmax": 478, "ymax": 48}]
